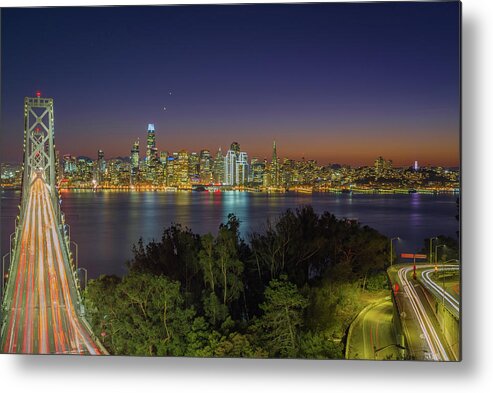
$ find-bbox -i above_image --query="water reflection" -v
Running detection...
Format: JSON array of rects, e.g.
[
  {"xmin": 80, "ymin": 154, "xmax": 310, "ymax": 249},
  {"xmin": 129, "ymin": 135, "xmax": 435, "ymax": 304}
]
[{"xmin": 0, "ymin": 190, "xmax": 458, "ymax": 279}]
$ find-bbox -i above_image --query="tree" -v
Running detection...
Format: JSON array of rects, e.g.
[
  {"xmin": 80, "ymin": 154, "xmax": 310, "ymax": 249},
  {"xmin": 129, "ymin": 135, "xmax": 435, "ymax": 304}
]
[
  {"xmin": 258, "ymin": 276, "xmax": 308, "ymax": 357},
  {"xmin": 198, "ymin": 216, "xmax": 245, "ymax": 324},
  {"xmin": 249, "ymin": 206, "xmax": 324, "ymax": 286},
  {"xmin": 128, "ymin": 224, "xmax": 203, "ymax": 307},
  {"xmin": 84, "ymin": 274, "xmax": 121, "ymax": 349},
  {"xmin": 299, "ymin": 331, "xmax": 344, "ymax": 359},
  {"xmin": 87, "ymin": 273, "xmax": 195, "ymax": 356}
]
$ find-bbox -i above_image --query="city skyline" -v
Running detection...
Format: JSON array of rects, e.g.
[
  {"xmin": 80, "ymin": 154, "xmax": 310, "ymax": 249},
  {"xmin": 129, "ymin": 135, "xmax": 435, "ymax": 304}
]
[
  {"xmin": 0, "ymin": 2, "xmax": 461, "ymax": 361},
  {"xmin": 49, "ymin": 133, "xmax": 456, "ymax": 169},
  {"xmin": 1, "ymin": 3, "xmax": 460, "ymax": 167}
]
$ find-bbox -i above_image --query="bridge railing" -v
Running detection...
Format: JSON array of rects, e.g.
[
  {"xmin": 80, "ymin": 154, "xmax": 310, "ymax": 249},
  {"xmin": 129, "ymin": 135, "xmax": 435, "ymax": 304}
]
[
  {"xmin": 55, "ymin": 186, "xmax": 108, "ymax": 354},
  {"xmin": 1, "ymin": 202, "xmax": 25, "ymax": 333}
]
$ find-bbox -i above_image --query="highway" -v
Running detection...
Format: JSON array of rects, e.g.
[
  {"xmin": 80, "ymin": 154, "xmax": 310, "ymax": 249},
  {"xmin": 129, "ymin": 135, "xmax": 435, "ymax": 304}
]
[
  {"xmin": 390, "ymin": 264, "xmax": 458, "ymax": 361},
  {"xmin": 1, "ymin": 173, "xmax": 102, "ymax": 354},
  {"xmin": 346, "ymin": 299, "xmax": 403, "ymax": 360},
  {"xmin": 420, "ymin": 266, "xmax": 460, "ymax": 318}
]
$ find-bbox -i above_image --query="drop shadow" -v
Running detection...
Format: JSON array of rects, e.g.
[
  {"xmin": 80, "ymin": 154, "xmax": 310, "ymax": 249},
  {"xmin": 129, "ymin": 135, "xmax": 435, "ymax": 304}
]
[{"xmin": 7, "ymin": 3, "xmax": 479, "ymax": 383}]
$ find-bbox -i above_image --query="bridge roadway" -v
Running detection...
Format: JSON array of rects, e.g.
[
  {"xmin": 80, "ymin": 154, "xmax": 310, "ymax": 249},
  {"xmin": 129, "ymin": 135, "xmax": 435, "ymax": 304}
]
[
  {"xmin": 1, "ymin": 173, "xmax": 102, "ymax": 354},
  {"xmin": 389, "ymin": 264, "xmax": 459, "ymax": 361},
  {"xmin": 420, "ymin": 266, "xmax": 460, "ymax": 319}
]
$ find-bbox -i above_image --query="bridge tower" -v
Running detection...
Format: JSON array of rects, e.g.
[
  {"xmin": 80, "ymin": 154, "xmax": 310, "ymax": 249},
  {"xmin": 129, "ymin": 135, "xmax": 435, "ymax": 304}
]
[{"xmin": 22, "ymin": 92, "xmax": 57, "ymax": 196}]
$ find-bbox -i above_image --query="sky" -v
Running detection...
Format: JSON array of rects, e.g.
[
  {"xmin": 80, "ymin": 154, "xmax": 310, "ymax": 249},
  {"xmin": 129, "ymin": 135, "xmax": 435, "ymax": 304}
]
[{"xmin": 1, "ymin": 2, "xmax": 460, "ymax": 167}]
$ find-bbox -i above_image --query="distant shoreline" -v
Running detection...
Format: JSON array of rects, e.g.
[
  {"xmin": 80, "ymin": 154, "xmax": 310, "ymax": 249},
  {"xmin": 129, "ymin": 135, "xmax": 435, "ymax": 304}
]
[{"xmin": 2, "ymin": 186, "xmax": 459, "ymax": 195}]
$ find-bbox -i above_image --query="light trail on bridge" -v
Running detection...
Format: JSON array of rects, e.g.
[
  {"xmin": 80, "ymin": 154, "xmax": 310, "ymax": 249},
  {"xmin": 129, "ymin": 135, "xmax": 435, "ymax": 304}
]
[
  {"xmin": 397, "ymin": 266, "xmax": 450, "ymax": 361},
  {"xmin": 421, "ymin": 266, "xmax": 460, "ymax": 317},
  {"xmin": 1, "ymin": 173, "xmax": 102, "ymax": 354}
]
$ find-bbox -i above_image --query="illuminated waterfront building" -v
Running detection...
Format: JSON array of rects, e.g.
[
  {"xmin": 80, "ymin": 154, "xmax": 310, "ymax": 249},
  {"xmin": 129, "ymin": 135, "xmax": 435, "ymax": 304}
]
[
  {"xmin": 130, "ymin": 138, "xmax": 140, "ymax": 182},
  {"xmin": 199, "ymin": 149, "xmax": 213, "ymax": 184},
  {"xmin": 144, "ymin": 124, "xmax": 159, "ymax": 182},
  {"xmin": 213, "ymin": 147, "xmax": 224, "ymax": 184},
  {"xmin": 176, "ymin": 150, "xmax": 191, "ymax": 188},
  {"xmin": 236, "ymin": 152, "xmax": 249, "ymax": 185},
  {"xmin": 62, "ymin": 154, "xmax": 77, "ymax": 177},
  {"xmin": 250, "ymin": 158, "xmax": 265, "ymax": 185},
  {"xmin": 224, "ymin": 147, "xmax": 237, "ymax": 186},
  {"xmin": 146, "ymin": 124, "xmax": 157, "ymax": 163},
  {"xmin": 165, "ymin": 155, "xmax": 175, "ymax": 186},
  {"xmin": 374, "ymin": 156, "xmax": 393, "ymax": 178},
  {"xmin": 281, "ymin": 158, "xmax": 294, "ymax": 188},
  {"xmin": 262, "ymin": 158, "xmax": 270, "ymax": 187},
  {"xmin": 107, "ymin": 158, "xmax": 130, "ymax": 186},
  {"xmin": 0, "ymin": 163, "xmax": 23, "ymax": 187},
  {"xmin": 224, "ymin": 142, "xmax": 249, "ymax": 186},
  {"xmin": 77, "ymin": 157, "xmax": 94, "ymax": 182},
  {"xmin": 270, "ymin": 141, "xmax": 280, "ymax": 187},
  {"xmin": 189, "ymin": 152, "xmax": 200, "ymax": 181},
  {"xmin": 95, "ymin": 149, "xmax": 106, "ymax": 183}
]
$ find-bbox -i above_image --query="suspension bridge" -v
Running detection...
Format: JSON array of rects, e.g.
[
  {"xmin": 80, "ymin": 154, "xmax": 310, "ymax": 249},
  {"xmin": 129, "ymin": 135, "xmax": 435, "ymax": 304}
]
[{"xmin": 1, "ymin": 94, "xmax": 105, "ymax": 354}]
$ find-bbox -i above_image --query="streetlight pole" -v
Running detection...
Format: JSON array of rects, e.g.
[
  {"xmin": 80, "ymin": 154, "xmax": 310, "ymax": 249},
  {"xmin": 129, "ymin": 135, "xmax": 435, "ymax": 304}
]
[
  {"xmin": 10, "ymin": 232, "xmax": 15, "ymax": 256},
  {"xmin": 434, "ymin": 244, "xmax": 447, "ymax": 330},
  {"xmin": 77, "ymin": 267, "xmax": 88, "ymax": 291},
  {"xmin": 435, "ymin": 244, "xmax": 446, "ymax": 271},
  {"xmin": 70, "ymin": 240, "xmax": 78, "ymax": 270},
  {"xmin": 429, "ymin": 236, "xmax": 438, "ymax": 265},
  {"xmin": 2, "ymin": 252, "xmax": 10, "ymax": 299},
  {"xmin": 390, "ymin": 237, "xmax": 399, "ymax": 267}
]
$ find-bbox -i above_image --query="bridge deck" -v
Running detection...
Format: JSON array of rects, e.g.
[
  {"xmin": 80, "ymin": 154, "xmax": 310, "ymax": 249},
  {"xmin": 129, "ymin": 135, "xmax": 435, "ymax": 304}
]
[{"xmin": 1, "ymin": 175, "xmax": 102, "ymax": 354}]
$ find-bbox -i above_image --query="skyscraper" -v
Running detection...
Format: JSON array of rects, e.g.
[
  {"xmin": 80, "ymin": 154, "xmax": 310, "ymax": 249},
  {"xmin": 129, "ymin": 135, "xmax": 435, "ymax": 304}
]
[
  {"xmin": 146, "ymin": 123, "xmax": 157, "ymax": 163},
  {"xmin": 166, "ymin": 155, "xmax": 175, "ymax": 186},
  {"xmin": 224, "ymin": 149, "xmax": 237, "ymax": 186},
  {"xmin": 236, "ymin": 152, "xmax": 249, "ymax": 185},
  {"xmin": 374, "ymin": 156, "xmax": 392, "ymax": 178},
  {"xmin": 224, "ymin": 142, "xmax": 249, "ymax": 186},
  {"xmin": 199, "ymin": 149, "xmax": 213, "ymax": 184},
  {"xmin": 94, "ymin": 149, "xmax": 105, "ymax": 183},
  {"xmin": 213, "ymin": 147, "xmax": 224, "ymax": 184},
  {"xmin": 145, "ymin": 124, "xmax": 158, "ymax": 182},
  {"xmin": 176, "ymin": 150, "xmax": 190, "ymax": 188},
  {"xmin": 62, "ymin": 154, "xmax": 77, "ymax": 178},
  {"xmin": 189, "ymin": 152, "xmax": 200, "ymax": 181},
  {"xmin": 270, "ymin": 141, "xmax": 280, "ymax": 187},
  {"xmin": 250, "ymin": 158, "xmax": 265, "ymax": 184},
  {"xmin": 131, "ymin": 139, "xmax": 140, "ymax": 182}
]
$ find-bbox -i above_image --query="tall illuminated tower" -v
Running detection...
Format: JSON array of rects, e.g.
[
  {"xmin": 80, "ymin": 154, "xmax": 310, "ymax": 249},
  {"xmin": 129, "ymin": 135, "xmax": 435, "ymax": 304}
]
[
  {"xmin": 224, "ymin": 142, "xmax": 249, "ymax": 186},
  {"xmin": 22, "ymin": 93, "xmax": 56, "ymax": 203},
  {"xmin": 213, "ymin": 147, "xmax": 224, "ymax": 184},
  {"xmin": 146, "ymin": 124, "xmax": 157, "ymax": 163},
  {"xmin": 270, "ymin": 140, "xmax": 279, "ymax": 187},
  {"xmin": 236, "ymin": 152, "xmax": 249, "ymax": 185},
  {"xmin": 131, "ymin": 138, "xmax": 140, "ymax": 183},
  {"xmin": 224, "ymin": 149, "xmax": 236, "ymax": 186},
  {"xmin": 199, "ymin": 149, "xmax": 213, "ymax": 184},
  {"xmin": 145, "ymin": 123, "xmax": 158, "ymax": 182},
  {"xmin": 95, "ymin": 149, "xmax": 105, "ymax": 182}
]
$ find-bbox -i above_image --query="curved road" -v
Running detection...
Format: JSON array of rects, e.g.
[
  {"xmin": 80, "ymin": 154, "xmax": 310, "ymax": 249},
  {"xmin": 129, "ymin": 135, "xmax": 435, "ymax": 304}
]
[
  {"xmin": 346, "ymin": 299, "xmax": 403, "ymax": 360},
  {"xmin": 420, "ymin": 266, "xmax": 459, "ymax": 318},
  {"xmin": 390, "ymin": 264, "xmax": 459, "ymax": 361}
]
